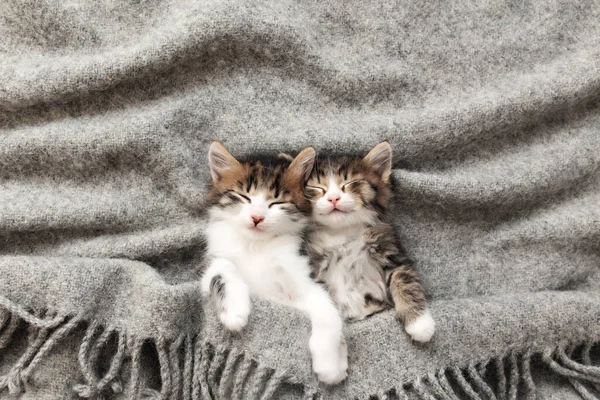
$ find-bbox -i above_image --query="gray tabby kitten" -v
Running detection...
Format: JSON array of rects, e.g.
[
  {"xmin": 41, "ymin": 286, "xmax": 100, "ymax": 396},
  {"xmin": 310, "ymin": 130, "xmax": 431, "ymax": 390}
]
[{"xmin": 305, "ymin": 142, "xmax": 435, "ymax": 342}]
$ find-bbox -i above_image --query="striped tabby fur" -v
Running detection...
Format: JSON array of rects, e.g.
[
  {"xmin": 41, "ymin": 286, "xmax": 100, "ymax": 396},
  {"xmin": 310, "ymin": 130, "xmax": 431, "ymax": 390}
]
[{"xmin": 305, "ymin": 142, "xmax": 435, "ymax": 342}]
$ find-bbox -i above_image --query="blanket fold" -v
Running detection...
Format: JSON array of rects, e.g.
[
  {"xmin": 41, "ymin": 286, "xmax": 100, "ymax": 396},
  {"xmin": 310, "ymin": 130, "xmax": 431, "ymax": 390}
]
[{"xmin": 1, "ymin": 0, "xmax": 599, "ymax": 398}]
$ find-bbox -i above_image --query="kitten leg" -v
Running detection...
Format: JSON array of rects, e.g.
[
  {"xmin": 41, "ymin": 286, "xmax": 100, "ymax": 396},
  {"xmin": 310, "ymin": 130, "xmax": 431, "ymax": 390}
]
[
  {"xmin": 387, "ymin": 266, "xmax": 435, "ymax": 342},
  {"xmin": 201, "ymin": 258, "xmax": 251, "ymax": 332},
  {"xmin": 296, "ymin": 280, "xmax": 348, "ymax": 385}
]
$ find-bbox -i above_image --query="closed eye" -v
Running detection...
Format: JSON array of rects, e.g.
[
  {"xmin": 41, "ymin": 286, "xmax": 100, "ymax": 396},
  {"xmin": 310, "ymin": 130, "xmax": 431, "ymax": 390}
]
[
  {"xmin": 268, "ymin": 201, "xmax": 288, "ymax": 208},
  {"xmin": 341, "ymin": 180, "xmax": 361, "ymax": 191},
  {"xmin": 228, "ymin": 191, "xmax": 251, "ymax": 203},
  {"xmin": 307, "ymin": 185, "xmax": 326, "ymax": 194}
]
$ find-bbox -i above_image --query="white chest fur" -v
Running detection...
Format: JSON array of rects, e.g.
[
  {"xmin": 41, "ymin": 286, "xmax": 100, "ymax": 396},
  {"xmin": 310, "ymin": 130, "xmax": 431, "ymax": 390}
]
[{"xmin": 206, "ymin": 220, "xmax": 311, "ymax": 304}]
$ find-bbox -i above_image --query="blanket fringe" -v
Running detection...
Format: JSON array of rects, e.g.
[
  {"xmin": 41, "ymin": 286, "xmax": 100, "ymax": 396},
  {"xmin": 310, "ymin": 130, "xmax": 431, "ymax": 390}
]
[
  {"xmin": 84, "ymin": 331, "xmax": 289, "ymax": 400},
  {"xmin": 0, "ymin": 298, "xmax": 295, "ymax": 399},
  {"xmin": 371, "ymin": 342, "xmax": 600, "ymax": 400},
  {"xmin": 0, "ymin": 308, "xmax": 83, "ymax": 395},
  {"xmin": 0, "ymin": 299, "xmax": 598, "ymax": 399}
]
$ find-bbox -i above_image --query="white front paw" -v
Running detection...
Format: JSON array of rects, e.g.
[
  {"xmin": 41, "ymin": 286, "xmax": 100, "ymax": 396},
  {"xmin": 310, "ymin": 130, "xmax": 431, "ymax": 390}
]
[
  {"xmin": 405, "ymin": 309, "xmax": 435, "ymax": 343},
  {"xmin": 200, "ymin": 271, "xmax": 216, "ymax": 296},
  {"xmin": 310, "ymin": 335, "xmax": 348, "ymax": 385},
  {"xmin": 219, "ymin": 309, "xmax": 248, "ymax": 332},
  {"xmin": 219, "ymin": 295, "xmax": 251, "ymax": 332},
  {"xmin": 313, "ymin": 355, "xmax": 348, "ymax": 385}
]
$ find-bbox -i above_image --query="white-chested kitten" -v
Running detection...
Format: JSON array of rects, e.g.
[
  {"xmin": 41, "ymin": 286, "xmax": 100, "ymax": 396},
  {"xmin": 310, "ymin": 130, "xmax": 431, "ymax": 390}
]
[
  {"xmin": 305, "ymin": 142, "xmax": 435, "ymax": 342},
  {"xmin": 200, "ymin": 142, "xmax": 348, "ymax": 384}
]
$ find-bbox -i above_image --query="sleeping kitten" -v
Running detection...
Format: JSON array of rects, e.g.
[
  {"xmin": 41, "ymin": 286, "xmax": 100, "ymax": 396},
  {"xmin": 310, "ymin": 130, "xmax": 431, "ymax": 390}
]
[
  {"xmin": 200, "ymin": 142, "xmax": 348, "ymax": 384},
  {"xmin": 305, "ymin": 142, "xmax": 435, "ymax": 342}
]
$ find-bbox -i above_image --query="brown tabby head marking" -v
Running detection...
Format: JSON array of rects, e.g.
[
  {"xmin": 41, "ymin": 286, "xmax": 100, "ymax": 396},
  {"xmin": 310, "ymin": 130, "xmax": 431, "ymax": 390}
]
[
  {"xmin": 207, "ymin": 141, "xmax": 316, "ymax": 238},
  {"xmin": 306, "ymin": 141, "xmax": 393, "ymax": 228}
]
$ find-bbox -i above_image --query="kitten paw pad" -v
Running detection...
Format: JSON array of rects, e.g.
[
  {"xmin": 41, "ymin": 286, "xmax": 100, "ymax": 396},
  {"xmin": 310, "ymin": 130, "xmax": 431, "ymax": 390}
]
[{"xmin": 405, "ymin": 310, "xmax": 435, "ymax": 343}]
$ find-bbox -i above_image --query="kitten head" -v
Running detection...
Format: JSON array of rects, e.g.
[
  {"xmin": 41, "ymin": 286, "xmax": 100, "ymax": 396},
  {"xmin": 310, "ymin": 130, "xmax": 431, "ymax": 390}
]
[
  {"xmin": 206, "ymin": 141, "xmax": 316, "ymax": 239},
  {"xmin": 306, "ymin": 141, "xmax": 393, "ymax": 229}
]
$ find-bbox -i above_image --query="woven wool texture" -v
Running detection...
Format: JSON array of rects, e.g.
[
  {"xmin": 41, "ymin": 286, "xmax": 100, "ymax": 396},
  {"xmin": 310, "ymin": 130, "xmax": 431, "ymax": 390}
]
[{"xmin": 1, "ymin": 0, "xmax": 600, "ymax": 399}]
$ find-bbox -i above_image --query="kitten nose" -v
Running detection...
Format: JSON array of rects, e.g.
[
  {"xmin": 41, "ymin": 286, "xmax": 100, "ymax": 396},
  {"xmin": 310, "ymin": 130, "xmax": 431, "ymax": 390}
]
[
  {"xmin": 327, "ymin": 194, "xmax": 341, "ymax": 206},
  {"xmin": 251, "ymin": 215, "xmax": 264, "ymax": 226}
]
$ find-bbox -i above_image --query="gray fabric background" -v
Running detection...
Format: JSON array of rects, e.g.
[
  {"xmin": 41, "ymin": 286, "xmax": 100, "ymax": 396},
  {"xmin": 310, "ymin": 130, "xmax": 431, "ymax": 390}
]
[{"xmin": 1, "ymin": 0, "xmax": 599, "ymax": 398}]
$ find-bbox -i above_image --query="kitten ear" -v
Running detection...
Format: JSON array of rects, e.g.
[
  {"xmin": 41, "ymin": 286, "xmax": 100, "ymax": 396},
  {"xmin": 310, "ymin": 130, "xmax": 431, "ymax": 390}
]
[
  {"xmin": 363, "ymin": 141, "xmax": 393, "ymax": 181},
  {"xmin": 288, "ymin": 147, "xmax": 316, "ymax": 182},
  {"xmin": 208, "ymin": 141, "xmax": 240, "ymax": 182}
]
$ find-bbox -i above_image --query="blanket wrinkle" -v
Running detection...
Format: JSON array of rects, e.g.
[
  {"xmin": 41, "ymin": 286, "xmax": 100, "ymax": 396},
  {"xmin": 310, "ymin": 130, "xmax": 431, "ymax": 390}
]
[{"xmin": 1, "ymin": 0, "xmax": 600, "ymax": 398}]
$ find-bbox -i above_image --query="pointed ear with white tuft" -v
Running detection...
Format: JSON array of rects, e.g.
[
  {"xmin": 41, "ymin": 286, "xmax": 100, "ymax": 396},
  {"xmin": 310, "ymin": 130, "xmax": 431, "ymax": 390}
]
[
  {"xmin": 287, "ymin": 147, "xmax": 316, "ymax": 183},
  {"xmin": 363, "ymin": 141, "xmax": 393, "ymax": 182},
  {"xmin": 208, "ymin": 141, "xmax": 240, "ymax": 182}
]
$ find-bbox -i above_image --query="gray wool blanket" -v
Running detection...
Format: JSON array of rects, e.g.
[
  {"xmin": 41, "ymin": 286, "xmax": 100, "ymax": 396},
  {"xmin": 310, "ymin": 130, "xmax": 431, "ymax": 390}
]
[{"xmin": 1, "ymin": 0, "xmax": 599, "ymax": 399}]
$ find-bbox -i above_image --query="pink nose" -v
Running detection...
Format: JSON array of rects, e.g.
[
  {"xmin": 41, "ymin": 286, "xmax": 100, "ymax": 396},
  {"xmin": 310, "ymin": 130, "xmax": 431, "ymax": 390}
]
[
  {"xmin": 327, "ymin": 194, "xmax": 341, "ymax": 206},
  {"xmin": 251, "ymin": 215, "xmax": 264, "ymax": 226}
]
